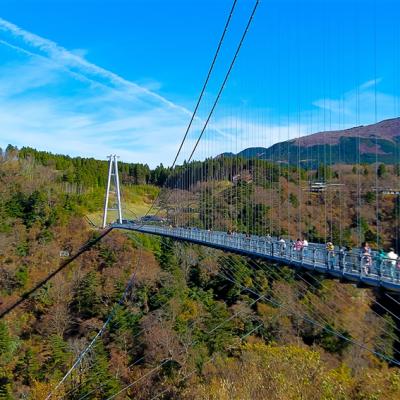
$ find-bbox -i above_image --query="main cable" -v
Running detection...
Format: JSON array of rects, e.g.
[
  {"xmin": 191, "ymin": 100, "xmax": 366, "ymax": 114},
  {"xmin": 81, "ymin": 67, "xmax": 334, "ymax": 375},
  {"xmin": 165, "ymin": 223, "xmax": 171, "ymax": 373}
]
[
  {"xmin": 186, "ymin": 0, "xmax": 260, "ymax": 164},
  {"xmin": 137, "ymin": 0, "xmax": 260, "ymax": 230},
  {"xmin": 139, "ymin": 0, "xmax": 239, "ymax": 220},
  {"xmin": 45, "ymin": 245, "xmax": 143, "ymax": 399},
  {"xmin": 172, "ymin": 0, "xmax": 238, "ymax": 169}
]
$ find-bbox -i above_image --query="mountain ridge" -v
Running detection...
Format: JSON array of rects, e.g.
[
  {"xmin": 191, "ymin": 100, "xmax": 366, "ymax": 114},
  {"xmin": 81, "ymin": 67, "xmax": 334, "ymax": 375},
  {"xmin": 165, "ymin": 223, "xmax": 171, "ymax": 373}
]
[{"xmin": 223, "ymin": 117, "xmax": 400, "ymax": 165}]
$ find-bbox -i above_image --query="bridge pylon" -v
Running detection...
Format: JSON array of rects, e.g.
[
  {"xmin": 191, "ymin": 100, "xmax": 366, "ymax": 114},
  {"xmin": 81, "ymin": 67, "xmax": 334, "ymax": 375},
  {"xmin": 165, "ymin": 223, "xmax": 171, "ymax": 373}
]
[{"xmin": 102, "ymin": 155, "xmax": 123, "ymax": 228}]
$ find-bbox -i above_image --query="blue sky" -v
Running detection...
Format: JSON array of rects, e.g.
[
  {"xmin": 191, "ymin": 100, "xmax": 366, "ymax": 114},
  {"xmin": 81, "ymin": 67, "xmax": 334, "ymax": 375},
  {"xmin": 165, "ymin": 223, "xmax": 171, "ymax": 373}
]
[{"xmin": 1, "ymin": 0, "xmax": 400, "ymax": 166}]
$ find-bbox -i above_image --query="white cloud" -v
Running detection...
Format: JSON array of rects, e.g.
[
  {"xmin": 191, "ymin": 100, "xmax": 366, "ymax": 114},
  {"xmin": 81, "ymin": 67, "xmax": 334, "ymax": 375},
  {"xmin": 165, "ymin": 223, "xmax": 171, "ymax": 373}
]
[
  {"xmin": 360, "ymin": 78, "xmax": 382, "ymax": 90},
  {"xmin": 0, "ymin": 17, "xmax": 239, "ymax": 166},
  {"xmin": 312, "ymin": 78, "xmax": 399, "ymax": 127}
]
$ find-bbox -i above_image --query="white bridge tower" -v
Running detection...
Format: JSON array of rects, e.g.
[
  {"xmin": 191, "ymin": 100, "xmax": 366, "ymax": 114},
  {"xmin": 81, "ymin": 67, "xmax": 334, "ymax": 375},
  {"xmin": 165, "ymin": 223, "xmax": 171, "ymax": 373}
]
[{"xmin": 102, "ymin": 155, "xmax": 123, "ymax": 228}]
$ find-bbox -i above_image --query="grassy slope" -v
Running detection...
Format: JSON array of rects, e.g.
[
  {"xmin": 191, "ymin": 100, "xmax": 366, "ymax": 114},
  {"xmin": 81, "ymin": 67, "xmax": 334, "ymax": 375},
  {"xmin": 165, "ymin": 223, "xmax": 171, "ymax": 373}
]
[{"xmin": 87, "ymin": 184, "xmax": 160, "ymax": 226}]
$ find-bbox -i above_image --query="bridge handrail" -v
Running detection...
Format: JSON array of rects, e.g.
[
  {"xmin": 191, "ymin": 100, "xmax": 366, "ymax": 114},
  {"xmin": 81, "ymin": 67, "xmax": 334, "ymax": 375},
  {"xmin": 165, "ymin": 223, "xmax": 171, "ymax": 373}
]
[{"xmin": 112, "ymin": 222, "xmax": 400, "ymax": 291}]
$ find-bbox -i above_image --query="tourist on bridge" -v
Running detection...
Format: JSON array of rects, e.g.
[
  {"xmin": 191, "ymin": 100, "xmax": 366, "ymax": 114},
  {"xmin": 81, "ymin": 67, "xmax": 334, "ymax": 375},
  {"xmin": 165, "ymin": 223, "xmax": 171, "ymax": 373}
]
[
  {"xmin": 294, "ymin": 238, "xmax": 303, "ymax": 260},
  {"xmin": 302, "ymin": 237, "xmax": 309, "ymax": 256},
  {"xmin": 376, "ymin": 249, "xmax": 387, "ymax": 277},
  {"xmin": 338, "ymin": 246, "xmax": 348, "ymax": 271},
  {"xmin": 397, "ymin": 257, "xmax": 400, "ymax": 280},
  {"xmin": 325, "ymin": 241, "xmax": 335, "ymax": 269},
  {"xmin": 360, "ymin": 242, "xmax": 372, "ymax": 275},
  {"xmin": 278, "ymin": 237, "xmax": 286, "ymax": 256},
  {"xmin": 387, "ymin": 248, "xmax": 399, "ymax": 279}
]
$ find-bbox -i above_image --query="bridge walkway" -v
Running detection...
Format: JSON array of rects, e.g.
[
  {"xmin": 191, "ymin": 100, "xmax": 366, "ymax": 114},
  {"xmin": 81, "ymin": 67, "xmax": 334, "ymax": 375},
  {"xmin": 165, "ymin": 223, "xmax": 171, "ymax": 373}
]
[{"xmin": 112, "ymin": 223, "xmax": 400, "ymax": 293}]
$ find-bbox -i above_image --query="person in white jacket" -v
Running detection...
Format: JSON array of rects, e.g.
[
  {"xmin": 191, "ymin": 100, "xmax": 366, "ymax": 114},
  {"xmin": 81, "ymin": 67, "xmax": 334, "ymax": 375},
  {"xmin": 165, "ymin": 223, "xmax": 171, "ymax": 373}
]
[{"xmin": 387, "ymin": 248, "xmax": 399, "ymax": 279}]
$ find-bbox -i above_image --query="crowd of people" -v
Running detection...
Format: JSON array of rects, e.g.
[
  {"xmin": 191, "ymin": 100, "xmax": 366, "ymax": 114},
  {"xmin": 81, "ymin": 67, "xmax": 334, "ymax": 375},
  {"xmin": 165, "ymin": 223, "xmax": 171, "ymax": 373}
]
[
  {"xmin": 305, "ymin": 239, "xmax": 400, "ymax": 278},
  {"xmin": 356, "ymin": 242, "xmax": 399, "ymax": 278},
  {"xmin": 259, "ymin": 234, "xmax": 400, "ymax": 279},
  {"xmin": 222, "ymin": 229, "xmax": 399, "ymax": 279}
]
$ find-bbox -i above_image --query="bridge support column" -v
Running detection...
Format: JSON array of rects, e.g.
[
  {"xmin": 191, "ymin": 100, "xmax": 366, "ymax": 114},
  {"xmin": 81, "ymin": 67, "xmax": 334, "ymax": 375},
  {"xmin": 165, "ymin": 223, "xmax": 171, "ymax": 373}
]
[{"xmin": 102, "ymin": 155, "xmax": 123, "ymax": 228}]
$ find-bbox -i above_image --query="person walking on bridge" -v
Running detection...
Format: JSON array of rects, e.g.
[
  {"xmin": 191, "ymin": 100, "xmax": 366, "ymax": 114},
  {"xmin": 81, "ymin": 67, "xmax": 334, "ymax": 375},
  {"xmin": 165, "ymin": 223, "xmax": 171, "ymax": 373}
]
[
  {"xmin": 376, "ymin": 249, "xmax": 386, "ymax": 277},
  {"xmin": 325, "ymin": 241, "xmax": 335, "ymax": 269},
  {"xmin": 294, "ymin": 238, "xmax": 303, "ymax": 260},
  {"xmin": 278, "ymin": 237, "xmax": 286, "ymax": 257},
  {"xmin": 360, "ymin": 242, "xmax": 372, "ymax": 275},
  {"xmin": 338, "ymin": 246, "xmax": 348, "ymax": 271},
  {"xmin": 302, "ymin": 237, "xmax": 309, "ymax": 257},
  {"xmin": 387, "ymin": 248, "xmax": 399, "ymax": 280}
]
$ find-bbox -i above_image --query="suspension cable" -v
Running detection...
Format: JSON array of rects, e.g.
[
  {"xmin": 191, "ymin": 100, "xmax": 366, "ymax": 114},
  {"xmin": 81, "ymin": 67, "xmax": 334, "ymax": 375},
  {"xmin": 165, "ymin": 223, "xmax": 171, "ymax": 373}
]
[
  {"xmin": 45, "ymin": 246, "xmax": 143, "ymax": 399},
  {"xmin": 172, "ymin": 0, "xmax": 238, "ymax": 169},
  {"xmin": 187, "ymin": 0, "xmax": 260, "ymax": 164},
  {"xmin": 139, "ymin": 0, "xmax": 240, "ymax": 220}
]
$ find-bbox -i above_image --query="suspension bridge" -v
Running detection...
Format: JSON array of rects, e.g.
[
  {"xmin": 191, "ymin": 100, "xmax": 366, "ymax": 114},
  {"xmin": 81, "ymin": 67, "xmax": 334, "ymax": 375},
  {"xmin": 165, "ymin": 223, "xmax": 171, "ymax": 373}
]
[
  {"xmin": 2, "ymin": 0, "xmax": 400, "ymax": 398},
  {"xmin": 99, "ymin": 150, "xmax": 400, "ymax": 293}
]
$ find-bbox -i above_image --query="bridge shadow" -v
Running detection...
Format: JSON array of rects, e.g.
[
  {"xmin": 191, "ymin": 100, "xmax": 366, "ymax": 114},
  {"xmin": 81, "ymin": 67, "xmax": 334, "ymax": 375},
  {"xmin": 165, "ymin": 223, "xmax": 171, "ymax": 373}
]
[{"xmin": 0, "ymin": 228, "xmax": 113, "ymax": 319}]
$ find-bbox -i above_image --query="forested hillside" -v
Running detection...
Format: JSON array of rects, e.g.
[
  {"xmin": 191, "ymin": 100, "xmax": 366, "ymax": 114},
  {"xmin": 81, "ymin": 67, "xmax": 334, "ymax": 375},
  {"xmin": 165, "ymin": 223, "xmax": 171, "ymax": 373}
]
[
  {"xmin": 1, "ymin": 147, "xmax": 400, "ymax": 399},
  {"xmin": 3, "ymin": 145, "xmax": 168, "ymax": 187},
  {"xmin": 163, "ymin": 157, "xmax": 400, "ymax": 250}
]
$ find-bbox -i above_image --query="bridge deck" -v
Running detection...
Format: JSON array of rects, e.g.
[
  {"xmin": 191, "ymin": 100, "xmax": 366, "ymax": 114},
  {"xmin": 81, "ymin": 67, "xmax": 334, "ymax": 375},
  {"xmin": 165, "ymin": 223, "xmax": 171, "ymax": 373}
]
[{"xmin": 112, "ymin": 223, "xmax": 400, "ymax": 293}]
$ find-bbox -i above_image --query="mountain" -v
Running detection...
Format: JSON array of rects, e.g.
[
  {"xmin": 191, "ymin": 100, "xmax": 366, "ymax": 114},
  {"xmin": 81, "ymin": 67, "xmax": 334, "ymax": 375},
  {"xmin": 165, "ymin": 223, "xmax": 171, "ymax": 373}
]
[{"xmin": 230, "ymin": 117, "xmax": 400, "ymax": 165}]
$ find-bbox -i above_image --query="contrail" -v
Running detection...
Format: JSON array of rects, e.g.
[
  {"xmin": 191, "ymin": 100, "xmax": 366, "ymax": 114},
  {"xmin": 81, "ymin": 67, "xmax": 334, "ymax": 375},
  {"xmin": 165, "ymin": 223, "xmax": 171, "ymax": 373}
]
[
  {"xmin": 0, "ymin": 17, "xmax": 192, "ymax": 117},
  {"xmin": 0, "ymin": 17, "xmax": 230, "ymax": 161}
]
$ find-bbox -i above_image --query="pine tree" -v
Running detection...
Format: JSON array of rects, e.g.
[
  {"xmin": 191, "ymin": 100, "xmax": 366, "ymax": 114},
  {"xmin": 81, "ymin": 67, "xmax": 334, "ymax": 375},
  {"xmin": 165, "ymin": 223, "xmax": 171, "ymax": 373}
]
[
  {"xmin": 0, "ymin": 322, "xmax": 15, "ymax": 361},
  {"xmin": 75, "ymin": 341, "xmax": 120, "ymax": 399},
  {"xmin": 49, "ymin": 335, "xmax": 70, "ymax": 371},
  {"xmin": 16, "ymin": 348, "xmax": 41, "ymax": 385},
  {"xmin": 73, "ymin": 271, "xmax": 102, "ymax": 318},
  {"xmin": 377, "ymin": 163, "xmax": 387, "ymax": 178}
]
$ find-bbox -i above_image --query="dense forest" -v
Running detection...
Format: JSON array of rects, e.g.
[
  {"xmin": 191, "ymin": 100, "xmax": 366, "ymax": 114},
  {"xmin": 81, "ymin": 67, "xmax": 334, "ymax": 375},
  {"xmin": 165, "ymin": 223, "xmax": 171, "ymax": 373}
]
[
  {"xmin": 161, "ymin": 156, "xmax": 400, "ymax": 251},
  {"xmin": 1, "ymin": 146, "xmax": 400, "ymax": 399},
  {"xmin": 3, "ymin": 145, "xmax": 168, "ymax": 188}
]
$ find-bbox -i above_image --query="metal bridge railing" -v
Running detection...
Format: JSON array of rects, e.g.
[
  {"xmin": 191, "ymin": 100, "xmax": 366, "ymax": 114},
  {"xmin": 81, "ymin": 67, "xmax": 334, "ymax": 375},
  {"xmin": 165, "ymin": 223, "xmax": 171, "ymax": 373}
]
[{"xmin": 112, "ymin": 223, "xmax": 400, "ymax": 292}]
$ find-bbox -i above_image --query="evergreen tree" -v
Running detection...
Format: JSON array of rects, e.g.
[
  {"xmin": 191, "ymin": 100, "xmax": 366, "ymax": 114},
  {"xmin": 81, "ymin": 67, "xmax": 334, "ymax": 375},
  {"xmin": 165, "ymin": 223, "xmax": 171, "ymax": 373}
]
[
  {"xmin": 48, "ymin": 335, "xmax": 70, "ymax": 372},
  {"xmin": 0, "ymin": 322, "xmax": 16, "ymax": 362},
  {"xmin": 73, "ymin": 271, "xmax": 102, "ymax": 318},
  {"xmin": 0, "ymin": 377, "xmax": 12, "ymax": 400},
  {"xmin": 75, "ymin": 341, "xmax": 120, "ymax": 399}
]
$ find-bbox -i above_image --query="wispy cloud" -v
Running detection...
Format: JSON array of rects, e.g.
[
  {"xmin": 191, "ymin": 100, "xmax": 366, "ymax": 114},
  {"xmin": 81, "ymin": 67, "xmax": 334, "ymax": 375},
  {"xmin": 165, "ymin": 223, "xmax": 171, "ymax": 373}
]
[
  {"xmin": 312, "ymin": 78, "xmax": 399, "ymax": 126},
  {"xmin": 360, "ymin": 78, "xmax": 382, "ymax": 90},
  {"xmin": 0, "ymin": 17, "xmax": 242, "ymax": 166},
  {"xmin": 0, "ymin": 17, "xmax": 205, "ymax": 166},
  {"xmin": 0, "ymin": 17, "xmax": 191, "ymax": 116}
]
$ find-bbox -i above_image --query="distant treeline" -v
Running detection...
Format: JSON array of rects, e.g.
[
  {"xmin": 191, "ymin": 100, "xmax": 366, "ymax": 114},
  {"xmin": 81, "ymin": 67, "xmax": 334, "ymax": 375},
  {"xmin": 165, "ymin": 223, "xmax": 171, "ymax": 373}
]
[
  {"xmin": 165, "ymin": 157, "xmax": 307, "ymax": 190},
  {"xmin": 1, "ymin": 145, "xmax": 171, "ymax": 187},
  {"xmin": 0, "ymin": 145, "xmax": 308, "ymax": 190},
  {"xmin": 4, "ymin": 144, "xmax": 395, "ymax": 192}
]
